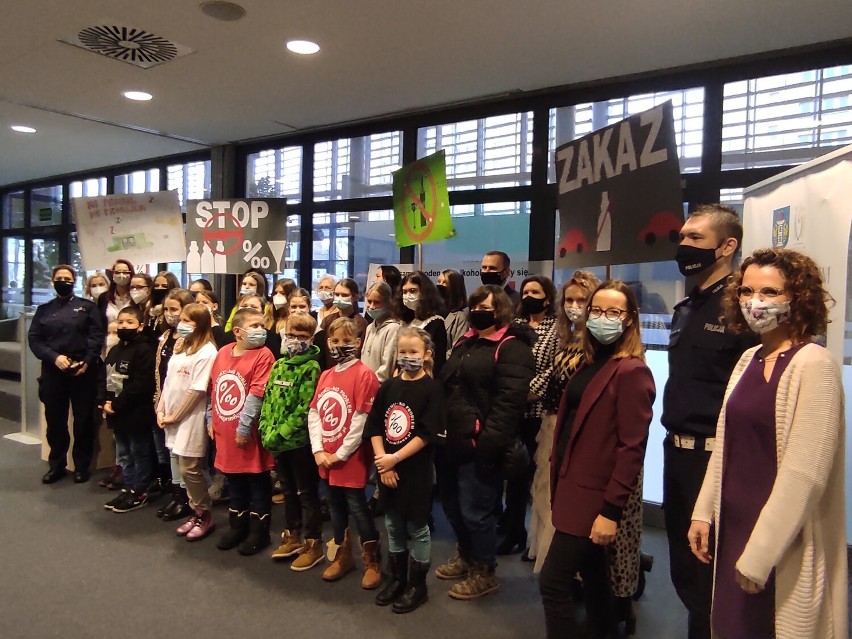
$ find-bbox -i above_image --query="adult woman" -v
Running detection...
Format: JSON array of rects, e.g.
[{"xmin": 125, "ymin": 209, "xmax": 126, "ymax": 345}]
[
  {"xmin": 271, "ymin": 278, "xmax": 297, "ymax": 334},
  {"xmin": 689, "ymin": 248, "xmax": 847, "ymax": 639},
  {"xmin": 315, "ymin": 274, "xmax": 339, "ymax": 327},
  {"xmin": 399, "ymin": 271, "xmax": 448, "ymax": 376},
  {"xmin": 498, "ymin": 275, "xmax": 559, "ymax": 554},
  {"xmin": 437, "ymin": 269, "xmax": 468, "ymax": 357},
  {"xmin": 361, "ymin": 281, "xmax": 401, "ymax": 383},
  {"xmin": 224, "ymin": 271, "xmax": 268, "ymax": 331},
  {"xmin": 85, "ymin": 272, "xmax": 110, "ymax": 303},
  {"xmin": 316, "ymin": 278, "xmax": 366, "ymax": 368},
  {"xmin": 539, "ymin": 280, "xmax": 655, "ymax": 639},
  {"xmin": 436, "ymin": 285, "xmax": 534, "ymax": 600},
  {"xmin": 98, "ymin": 259, "xmax": 134, "ymax": 324}
]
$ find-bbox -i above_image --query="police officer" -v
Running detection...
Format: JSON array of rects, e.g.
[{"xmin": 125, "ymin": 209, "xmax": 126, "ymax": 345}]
[
  {"xmin": 662, "ymin": 205, "xmax": 758, "ymax": 639},
  {"xmin": 29, "ymin": 264, "xmax": 105, "ymax": 484}
]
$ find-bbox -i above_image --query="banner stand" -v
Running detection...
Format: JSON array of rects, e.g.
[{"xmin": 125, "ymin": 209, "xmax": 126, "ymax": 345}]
[{"xmin": 4, "ymin": 313, "xmax": 40, "ymax": 446}]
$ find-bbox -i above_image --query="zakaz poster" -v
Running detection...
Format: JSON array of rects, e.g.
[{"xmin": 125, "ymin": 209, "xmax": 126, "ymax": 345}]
[{"xmin": 555, "ymin": 101, "xmax": 683, "ymax": 268}]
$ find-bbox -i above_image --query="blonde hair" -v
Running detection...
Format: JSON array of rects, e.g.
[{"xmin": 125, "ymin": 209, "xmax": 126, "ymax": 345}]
[
  {"xmin": 395, "ymin": 326, "xmax": 434, "ymax": 377},
  {"xmin": 327, "ymin": 317, "xmax": 357, "ymax": 340},
  {"xmin": 174, "ymin": 303, "xmax": 214, "ymax": 356},
  {"xmin": 286, "ymin": 313, "xmax": 317, "ymax": 335}
]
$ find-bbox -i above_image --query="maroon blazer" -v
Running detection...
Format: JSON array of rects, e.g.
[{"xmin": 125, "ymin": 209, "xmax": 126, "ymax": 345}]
[{"xmin": 550, "ymin": 356, "xmax": 655, "ymax": 537}]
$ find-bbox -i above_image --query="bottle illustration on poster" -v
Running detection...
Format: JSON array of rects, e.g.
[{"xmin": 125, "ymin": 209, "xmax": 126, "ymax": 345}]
[
  {"xmin": 214, "ymin": 241, "xmax": 227, "ymax": 272},
  {"xmin": 187, "ymin": 241, "xmax": 201, "ymax": 272},
  {"xmin": 597, "ymin": 191, "xmax": 612, "ymax": 252},
  {"xmin": 200, "ymin": 243, "xmax": 214, "ymax": 272}
]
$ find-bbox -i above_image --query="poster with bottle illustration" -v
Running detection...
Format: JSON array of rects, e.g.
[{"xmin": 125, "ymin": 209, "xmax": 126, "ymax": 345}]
[
  {"xmin": 554, "ymin": 101, "xmax": 683, "ymax": 268},
  {"xmin": 185, "ymin": 199, "xmax": 288, "ymax": 274},
  {"xmin": 71, "ymin": 191, "xmax": 185, "ymax": 270}
]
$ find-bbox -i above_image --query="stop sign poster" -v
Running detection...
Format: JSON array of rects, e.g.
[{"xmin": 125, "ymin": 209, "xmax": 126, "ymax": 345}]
[
  {"xmin": 392, "ymin": 150, "xmax": 455, "ymax": 248},
  {"xmin": 185, "ymin": 199, "xmax": 288, "ymax": 274},
  {"xmin": 555, "ymin": 101, "xmax": 683, "ymax": 268}
]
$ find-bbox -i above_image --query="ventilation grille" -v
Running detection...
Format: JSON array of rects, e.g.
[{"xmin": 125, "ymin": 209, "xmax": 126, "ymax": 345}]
[{"xmin": 60, "ymin": 25, "xmax": 192, "ymax": 69}]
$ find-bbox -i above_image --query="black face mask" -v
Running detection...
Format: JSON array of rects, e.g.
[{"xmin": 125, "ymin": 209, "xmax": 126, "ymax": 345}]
[
  {"xmin": 521, "ymin": 296, "xmax": 547, "ymax": 315},
  {"xmin": 480, "ymin": 272, "xmax": 504, "ymax": 287},
  {"xmin": 117, "ymin": 328, "xmax": 138, "ymax": 342},
  {"xmin": 675, "ymin": 244, "xmax": 721, "ymax": 276},
  {"xmin": 436, "ymin": 284, "xmax": 450, "ymax": 305},
  {"xmin": 151, "ymin": 289, "xmax": 168, "ymax": 305},
  {"xmin": 469, "ymin": 310, "xmax": 497, "ymax": 331},
  {"xmin": 53, "ymin": 281, "xmax": 74, "ymax": 298}
]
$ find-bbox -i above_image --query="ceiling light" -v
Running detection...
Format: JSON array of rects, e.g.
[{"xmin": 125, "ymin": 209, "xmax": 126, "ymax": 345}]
[
  {"xmin": 200, "ymin": 1, "xmax": 246, "ymax": 21},
  {"xmin": 286, "ymin": 40, "xmax": 320, "ymax": 55},
  {"xmin": 10, "ymin": 125, "xmax": 37, "ymax": 133},
  {"xmin": 123, "ymin": 90, "xmax": 153, "ymax": 101}
]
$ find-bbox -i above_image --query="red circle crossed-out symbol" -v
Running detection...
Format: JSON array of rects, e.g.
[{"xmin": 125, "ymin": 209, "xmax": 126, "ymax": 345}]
[
  {"xmin": 401, "ymin": 160, "xmax": 438, "ymax": 243},
  {"xmin": 203, "ymin": 213, "xmax": 244, "ymax": 255}
]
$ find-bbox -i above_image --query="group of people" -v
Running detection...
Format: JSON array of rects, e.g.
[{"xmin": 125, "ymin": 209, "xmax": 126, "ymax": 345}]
[{"xmin": 27, "ymin": 206, "xmax": 847, "ymax": 638}]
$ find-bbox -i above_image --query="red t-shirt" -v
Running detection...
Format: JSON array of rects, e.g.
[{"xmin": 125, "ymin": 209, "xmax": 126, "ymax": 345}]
[
  {"xmin": 209, "ymin": 344, "xmax": 275, "ymax": 474},
  {"xmin": 311, "ymin": 361, "xmax": 379, "ymax": 488}
]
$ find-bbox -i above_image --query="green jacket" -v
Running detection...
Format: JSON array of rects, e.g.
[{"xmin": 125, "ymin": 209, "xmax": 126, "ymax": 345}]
[{"xmin": 258, "ymin": 345, "xmax": 321, "ymax": 453}]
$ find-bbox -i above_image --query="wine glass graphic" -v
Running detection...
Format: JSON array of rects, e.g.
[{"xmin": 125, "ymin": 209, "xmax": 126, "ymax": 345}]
[{"xmin": 267, "ymin": 240, "xmax": 287, "ymax": 274}]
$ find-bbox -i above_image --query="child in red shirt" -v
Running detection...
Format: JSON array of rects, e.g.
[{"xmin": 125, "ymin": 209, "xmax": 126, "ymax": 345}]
[{"xmin": 308, "ymin": 317, "xmax": 381, "ymax": 588}]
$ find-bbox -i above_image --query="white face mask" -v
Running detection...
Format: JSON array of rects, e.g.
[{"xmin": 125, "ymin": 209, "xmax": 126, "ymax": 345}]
[
  {"xmin": 740, "ymin": 299, "xmax": 790, "ymax": 334},
  {"xmin": 112, "ymin": 273, "xmax": 131, "ymax": 287},
  {"xmin": 105, "ymin": 334, "xmax": 120, "ymax": 350},
  {"xmin": 90, "ymin": 285, "xmax": 108, "ymax": 300},
  {"xmin": 317, "ymin": 290, "xmax": 334, "ymax": 302},
  {"xmin": 130, "ymin": 288, "xmax": 149, "ymax": 305},
  {"xmin": 402, "ymin": 293, "xmax": 420, "ymax": 311},
  {"xmin": 272, "ymin": 294, "xmax": 287, "ymax": 309}
]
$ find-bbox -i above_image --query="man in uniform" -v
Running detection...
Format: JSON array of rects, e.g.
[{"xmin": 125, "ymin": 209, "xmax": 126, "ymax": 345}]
[
  {"xmin": 663, "ymin": 204, "xmax": 758, "ymax": 639},
  {"xmin": 480, "ymin": 250, "xmax": 520, "ymax": 307},
  {"xmin": 29, "ymin": 264, "xmax": 105, "ymax": 484}
]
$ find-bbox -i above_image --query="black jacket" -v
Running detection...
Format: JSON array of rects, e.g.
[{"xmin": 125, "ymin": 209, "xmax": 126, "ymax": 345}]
[
  {"xmin": 101, "ymin": 333, "xmax": 156, "ymax": 433},
  {"xmin": 440, "ymin": 322, "xmax": 535, "ymax": 465},
  {"xmin": 29, "ymin": 295, "xmax": 104, "ymax": 368}
]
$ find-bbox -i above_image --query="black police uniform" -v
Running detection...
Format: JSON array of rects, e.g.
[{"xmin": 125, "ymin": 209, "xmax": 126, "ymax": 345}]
[
  {"xmin": 28, "ymin": 294, "xmax": 105, "ymax": 474},
  {"xmin": 660, "ymin": 276, "xmax": 758, "ymax": 639}
]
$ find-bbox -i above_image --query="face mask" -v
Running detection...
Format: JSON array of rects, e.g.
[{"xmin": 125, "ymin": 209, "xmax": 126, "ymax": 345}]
[
  {"xmin": 436, "ymin": 284, "xmax": 450, "ymax": 304},
  {"xmin": 53, "ymin": 281, "xmax": 74, "ymax": 297},
  {"xmin": 521, "ymin": 296, "xmax": 547, "ymax": 315},
  {"xmin": 290, "ymin": 308, "xmax": 309, "ymax": 316},
  {"xmin": 586, "ymin": 316, "xmax": 624, "ymax": 345},
  {"xmin": 117, "ymin": 327, "xmax": 138, "ymax": 342},
  {"xmin": 130, "ymin": 288, "xmax": 149, "ymax": 305},
  {"xmin": 272, "ymin": 294, "xmax": 287, "ymax": 309},
  {"xmin": 469, "ymin": 310, "xmax": 497, "ymax": 331},
  {"xmin": 333, "ymin": 296, "xmax": 353, "ymax": 310},
  {"xmin": 675, "ymin": 244, "xmax": 720, "ymax": 277},
  {"xmin": 112, "ymin": 273, "xmax": 131, "ymax": 287},
  {"xmin": 402, "ymin": 294, "xmax": 420, "ymax": 311},
  {"xmin": 176, "ymin": 322, "xmax": 194, "ymax": 339},
  {"xmin": 565, "ymin": 306, "xmax": 585, "ymax": 324},
  {"xmin": 365, "ymin": 307, "xmax": 386, "ymax": 320},
  {"xmin": 164, "ymin": 313, "xmax": 179, "ymax": 327},
  {"xmin": 90, "ymin": 285, "xmax": 107, "ymax": 300},
  {"xmin": 240, "ymin": 286, "xmax": 255, "ymax": 296},
  {"xmin": 329, "ymin": 344, "xmax": 357, "ymax": 363},
  {"xmin": 151, "ymin": 289, "xmax": 168, "ymax": 305},
  {"xmin": 480, "ymin": 271, "xmax": 504, "ymax": 287},
  {"xmin": 317, "ymin": 290, "xmax": 334, "ymax": 302},
  {"xmin": 241, "ymin": 327, "xmax": 267, "ymax": 349},
  {"xmin": 105, "ymin": 334, "xmax": 120, "ymax": 350},
  {"xmin": 397, "ymin": 356, "xmax": 424, "ymax": 373},
  {"xmin": 284, "ymin": 337, "xmax": 310, "ymax": 356},
  {"xmin": 740, "ymin": 299, "xmax": 790, "ymax": 335}
]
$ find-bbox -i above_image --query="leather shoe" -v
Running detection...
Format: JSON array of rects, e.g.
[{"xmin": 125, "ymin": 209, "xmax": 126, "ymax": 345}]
[
  {"xmin": 73, "ymin": 470, "xmax": 91, "ymax": 483},
  {"xmin": 42, "ymin": 468, "xmax": 67, "ymax": 484}
]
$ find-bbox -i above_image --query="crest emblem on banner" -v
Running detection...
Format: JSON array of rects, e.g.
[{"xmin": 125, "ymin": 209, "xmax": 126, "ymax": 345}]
[{"xmin": 772, "ymin": 206, "xmax": 790, "ymax": 248}]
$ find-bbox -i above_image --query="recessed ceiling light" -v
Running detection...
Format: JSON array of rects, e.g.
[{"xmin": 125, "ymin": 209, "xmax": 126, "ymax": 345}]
[
  {"xmin": 10, "ymin": 125, "xmax": 37, "ymax": 133},
  {"xmin": 123, "ymin": 91, "xmax": 153, "ymax": 101},
  {"xmin": 286, "ymin": 40, "xmax": 320, "ymax": 55},
  {"xmin": 200, "ymin": 1, "xmax": 246, "ymax": 21}
]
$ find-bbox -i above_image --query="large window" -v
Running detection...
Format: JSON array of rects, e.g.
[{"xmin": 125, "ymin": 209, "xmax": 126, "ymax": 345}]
[
  {"xmin": 246, "ymin": 147, "xmax": 302, "ymax": 203},
  {"xmin": 31, "ymin": 185, "xmax": 62, "ymax": 227},
  {"xmin": 2, "ymin": 191, "xmax": 25, "ymax": 229},
  {"xmin": 167, "ymin": 160, "xmax": 211, "ymax": 206},
  {"xmin": 1, "ymin": 237, "xmax": 25, "ymax": 318},
  {"xmin": 115, "ymin": 169, "xmax": 160, "ymax": 194},
  {"xmin": 314, "ymin": 133, "xmax": 401, "ymax": 201}
]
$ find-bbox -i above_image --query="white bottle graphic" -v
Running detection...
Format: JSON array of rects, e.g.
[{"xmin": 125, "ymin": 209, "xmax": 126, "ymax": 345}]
[
  {"xmin": 200, "ymin": 242, "xmax": 214, "ymax": 273},
  {"xmin": 596, "ymin": 191, "xmax": 612, "ymax": 252},
  {"xmin": 214, "ymin": 241, "xmax": 227, "ymax": 274},
  {"xmin": 187, "ymin": 241, "xmax": 201, "ymax": 273}
]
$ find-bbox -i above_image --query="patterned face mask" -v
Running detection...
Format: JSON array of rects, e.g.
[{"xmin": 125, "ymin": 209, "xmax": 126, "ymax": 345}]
[{"xmin": 740, "ymin": 298, "xmax": 790, "ymax": 334}]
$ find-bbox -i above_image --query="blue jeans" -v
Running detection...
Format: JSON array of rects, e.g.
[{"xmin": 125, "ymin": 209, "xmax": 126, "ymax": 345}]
[
  {"xmin": 385, "ymin": 508, "xmax": 431, "ymax": 563},
  {"xmin": 151, "ymin": 424, "xmax": 169, "ymax": 465},
  {"xmin": 227, "ymin": 471, "xmax": 272, "ymax": 516},
  {"xmin": 328, "ymin": 485, "xmax": 378, "ymax": 545},
  {"xmin": 438, "ymin": 459, "xmax": 502, "ymax": 570},
  {"xmin": 114, "ymin": 429, "xmax": 154, "ymax": 493}
]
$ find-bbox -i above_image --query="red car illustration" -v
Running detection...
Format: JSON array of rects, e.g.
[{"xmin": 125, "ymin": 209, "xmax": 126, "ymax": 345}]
[
  {"xmin": 558, "ymin": 228, "xmax": 590, "ymax": 257},
  {"xmin": 638, "ymin": 211, "xmax": 683, "ymax": 245}
]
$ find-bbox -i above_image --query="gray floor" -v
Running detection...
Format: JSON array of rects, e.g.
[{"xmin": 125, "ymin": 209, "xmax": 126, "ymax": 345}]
[{"xmin": 0, "ymin": 416, "xmax": 688, "ymax": 639}]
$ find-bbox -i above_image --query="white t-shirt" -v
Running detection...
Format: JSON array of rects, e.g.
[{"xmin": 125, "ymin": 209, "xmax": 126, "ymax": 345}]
[
  {"xmin": 106, "ymin": 294, "xmax": 131, "ymax": 324},
  {"xmin": 161, "ymin": 341, "xmax": 217, "ymax": 457}
]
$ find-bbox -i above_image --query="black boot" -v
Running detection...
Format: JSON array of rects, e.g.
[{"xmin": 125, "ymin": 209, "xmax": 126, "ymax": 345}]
[
  {"xmin": 161, "ymin": 486, "xmax": 192, "ymax": 521},
  {"xmin": 238, "ymin": 512, "xmax": 271, "ymax": 555},
  {"xmin": 217, "ymin": 509, "xmax": 250, "ymax": 550},
  {"xmin": 375, "ymin": 551, "xmax": 409, "ymax": 606},
  {"xmin": 392, "ymin": 557, "xmax": 429, "ymax": 614},
  {"xmin": 156, "ymin": 483, "xmax": 175, "ymax": 518},
  {"xmin": 496, "ymin": 528, "xmax": 527, "ymax": 555},
  {"xmin": 614, "ymin": 596, "xmax": 637, "ymax": 635}
]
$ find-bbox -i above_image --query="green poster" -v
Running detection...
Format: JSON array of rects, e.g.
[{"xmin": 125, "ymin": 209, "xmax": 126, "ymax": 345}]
[{"xmin": 392, "ymin": 150, "xmax": 455, "ymax": 248}]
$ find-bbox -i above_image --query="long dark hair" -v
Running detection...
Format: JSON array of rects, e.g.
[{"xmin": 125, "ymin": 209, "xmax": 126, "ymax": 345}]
[
  {"xmin": 377, "ymin": 265, "xmax": 402, "ymax": 296},
  {"xmin": 441, "ymin": 269, "xmax": 467, "ymax": 313},
  {"xmin": 398, "ymin": 271, "xmax": 446, "ymax": 322},
  {"xmin": 516, "ymin": 275, "xmax": 557, "ymax": 319}
]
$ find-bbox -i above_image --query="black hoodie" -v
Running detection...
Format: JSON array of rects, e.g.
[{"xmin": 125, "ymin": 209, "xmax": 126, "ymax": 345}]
[{"xmin": 101, "ymin": 332, "xmax": 156, "ymax": 433}]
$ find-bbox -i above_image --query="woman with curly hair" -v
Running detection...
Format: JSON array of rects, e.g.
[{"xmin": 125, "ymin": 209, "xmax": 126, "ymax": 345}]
[{"xmin": 689, "ymin": 248, "xmax": 847, "ymax": 639}]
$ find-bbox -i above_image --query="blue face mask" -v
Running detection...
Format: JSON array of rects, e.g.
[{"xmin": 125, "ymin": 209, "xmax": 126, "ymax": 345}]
[
  {"xmin": 241, "ymin": 327, "xmax": 267, "ymax": 349},
  {"xmin": 586, "ymin": 316, "xmax": 624, "ymax": 345},
  {"xmin": 175, "ymin": 322, "xmax": 194, "ymax": 339},
  {"xmin": 333, "ymin": 296, "xmax": 353, "ymax": 310},
  {"xmin": 365, "ymin": 307, "xmax": 386, "ymax": 320},
  {"xmin": 240, "ymin": 286, "xmax": 254, "ymax": 296}
]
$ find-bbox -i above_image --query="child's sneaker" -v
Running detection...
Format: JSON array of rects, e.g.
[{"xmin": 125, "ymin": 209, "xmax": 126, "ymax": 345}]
[
  {"xmin": 104, "ymin": 489, "xmax": 131, "ymax": 511},
  {"xmin": 113, "ymin": 491, "xmax": 148, "ymax": 513},
  {"xmin": 291, "ymin": 538, "xmax": 325, "ymax": 571}
]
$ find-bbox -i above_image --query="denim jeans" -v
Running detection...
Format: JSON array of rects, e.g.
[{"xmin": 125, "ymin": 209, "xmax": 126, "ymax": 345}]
[
  {"xmin": 151, "ymin": 424, "xmax": 169, "ymax": 465},
  {"xmin": 328, "ymin": 485, "xmax": 378, "ymax": 545},
  {"xmin": 227, "ymin": 471, "xmax": 272, "ymax": 516},
  {"xmin": 438, "ymin": 458, "xmax": 502, "ymax": 570},
  {"xmin": 113, "ymin": 429, "xmax": 154, "ymax": 493},
  {"xmin": 276, "ymin": 446, "xmax": 322, "ymax": 539},
  {"xmin": 385, "ymin": 508, "xmax": 431, "ymax": 563},
  {"xmin": 169, "ymin": 453, "xmax": 185, "ymax": 488}
]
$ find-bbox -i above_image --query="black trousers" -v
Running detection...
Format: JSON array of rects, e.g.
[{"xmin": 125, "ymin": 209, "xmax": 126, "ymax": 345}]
[
  {"xmin": 539, "ymin": 530, "xmax": 614, "ymax": 639},
  {"xmin": 276, "ymin": 446, "xmax": 322, "ymax": 539},
  {"xmin": 227, "ymin": 471, "xmax": 272, "ymax": 516},
  {"xmin": 663, "ymin": 438, "xmax": 714, "ymax": 639},
  {"xmin": 500, "ymin": 416, "xmax": 540, "ymax": 537},
  {"xmin": 39, "ymin": 364, "xmax": 97, "ymax": 472}
]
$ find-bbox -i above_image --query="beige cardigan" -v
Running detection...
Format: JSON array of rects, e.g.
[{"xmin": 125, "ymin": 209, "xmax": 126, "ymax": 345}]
[{"xmin": 693, "ymin": 342, "xmax": 847, "ymax": 639}]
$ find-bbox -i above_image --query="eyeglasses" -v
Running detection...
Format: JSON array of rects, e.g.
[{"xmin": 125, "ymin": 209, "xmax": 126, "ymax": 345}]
[
  {"xmin": 588, "ymin": 307, "xmax": 628, "ymax": 320},
  {"xmin": 736, "ymin": 286, "xmax": 784, "ymax": 300}
]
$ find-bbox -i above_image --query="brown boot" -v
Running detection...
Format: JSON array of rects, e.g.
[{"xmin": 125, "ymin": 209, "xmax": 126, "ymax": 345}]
[
  {"xmin": 448, "ymin": 563, "xmax": 500, "ymax": 600},
  {"xmin": 322, "ymin": 529, "xmax": 355, "ymax": 581},
  {"xmin": 291, "ymin": 538, "xmax": 325, "ymax": 572},
  {"xmin": 360, "ymin": 538, "xmax": 382, "ymax": 590},
  {"xmin": 271, "ymin": 529, "xmax": 304, "ymax": 560}
]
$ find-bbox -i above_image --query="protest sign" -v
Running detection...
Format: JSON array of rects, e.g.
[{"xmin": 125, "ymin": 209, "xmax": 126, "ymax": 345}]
[{"xmin": 392, "ymin": 150, "xmax": 454, "ymax": 248}]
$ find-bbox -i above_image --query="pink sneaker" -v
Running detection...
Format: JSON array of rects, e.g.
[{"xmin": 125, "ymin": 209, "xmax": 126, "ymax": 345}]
[
  {"xmin": 186, "ymin": 510, "xmax": 215, "ymax": 542},
  {"xmin": 176, "ymin": 511, "xmax": 200, "ymax": 536}
]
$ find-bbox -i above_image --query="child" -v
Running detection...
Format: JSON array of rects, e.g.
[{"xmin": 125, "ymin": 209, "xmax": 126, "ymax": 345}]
[
  {"xmin": 98, "ymin": 320, "xmax": 123, "ymax": 490},
  {"xmin": 367, "ymin": 327, "xmax": 446, "ymax": 613},
  {"xmin": 308, "ymin": 317, "xmax": 382, "ymax": 588},
  {"xmin": 101, "ymin": 306, "xmax": 156, "ymax": 513},
  {"xmin": 208, "ymin": 307, "xmax": 276, "ymax": 555},
  {"xmin": 258, "ymin": 313, "xmax": 324, "ymax": 570},
  {"xmin": 195, "ymin": 289, "xmax": 228, "ymax": 349},
  {"xmin": 157, "ymin": 303, "xmax": 218, "ymax": 541}
]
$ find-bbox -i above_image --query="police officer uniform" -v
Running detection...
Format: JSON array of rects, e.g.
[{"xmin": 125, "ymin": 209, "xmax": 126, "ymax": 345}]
[
  {"xmin": 661, "ymin": 275, "xmax": 758, "ymax": 639},
  {"xmin": 28, "ymin": 292, "xmax": 105, "ymax": 481}
]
